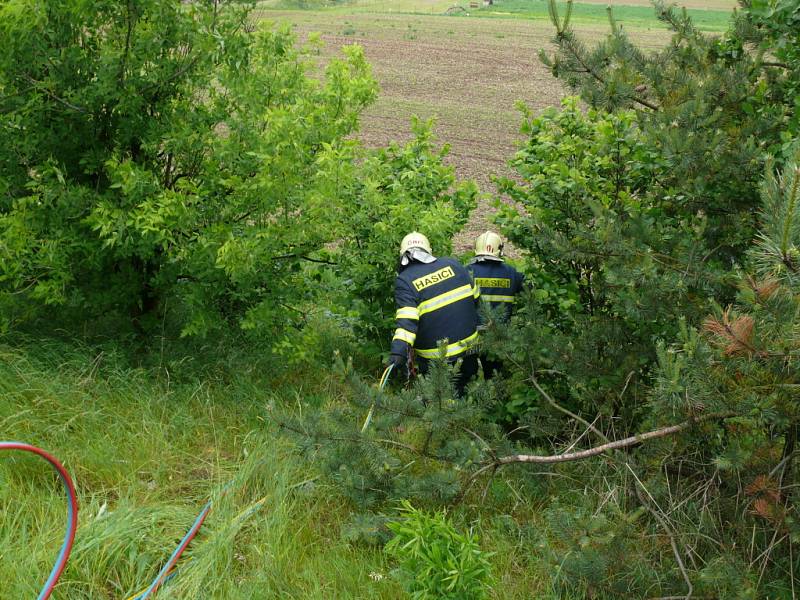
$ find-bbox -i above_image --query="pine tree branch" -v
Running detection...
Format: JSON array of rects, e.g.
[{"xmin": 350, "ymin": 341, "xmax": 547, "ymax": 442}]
[
  {"xmin": 495, "ymin": 412, "xmax": 733, "ymax": 466},
  {"xmin": 278, "ymin": 419, "xmax": 457, "ymax": 464},
  {"xmin": 779, "ymin": 166, "xmax": 800, "ymax": 262},
  {"xmin": 350, "ymin": 394, "xmax": 427, "ymax": 421},
  {"xmin": 555, "ymin": 31, "xmax": 660, "ymax": 111},
  {"xmin": 461, "ymin": 426, "xmax": 498, "ymax": 463},
  {"xmin": 722, "ymin": 320, "xmax": 758, "ymax": 355}
]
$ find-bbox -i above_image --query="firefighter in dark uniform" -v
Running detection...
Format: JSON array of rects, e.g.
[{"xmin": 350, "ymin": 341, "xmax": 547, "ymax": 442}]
[
  {"xmin": 466, "ymin": 231, "xmax": 524, "ymax": 378},
  {"xmin": 388, "ymin": 232, "xmax": 481, "ymax": 396}
]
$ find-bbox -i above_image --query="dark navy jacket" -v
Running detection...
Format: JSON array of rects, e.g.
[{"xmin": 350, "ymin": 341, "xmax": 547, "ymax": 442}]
[
  {"xmin": 466, "ymin": 259, "xmax": 524, "ymax": 321},
  {"xmin": 391, "ymin": 257, "xmax": 480, "ymax": 360}
]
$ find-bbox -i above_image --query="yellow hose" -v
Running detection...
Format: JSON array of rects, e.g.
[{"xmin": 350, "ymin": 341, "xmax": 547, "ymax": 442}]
[{"xmin": 360, "ymin": 364, "xmax": 394, "ymax": 433}]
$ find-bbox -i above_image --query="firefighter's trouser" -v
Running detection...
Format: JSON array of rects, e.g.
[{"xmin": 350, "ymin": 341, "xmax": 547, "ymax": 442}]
[{"xmin": 479, "ymin": 355, "xmax": 503, "ymax": 380}]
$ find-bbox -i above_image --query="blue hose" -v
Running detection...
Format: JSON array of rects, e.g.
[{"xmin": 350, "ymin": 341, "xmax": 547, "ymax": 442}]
[
  {"xmin": 131, "ymin": 499, "xmax": 212, "ymax": 600},
  {"xmin": 0, "ymin": 442, "xmax": 78, "ymax": 600}
]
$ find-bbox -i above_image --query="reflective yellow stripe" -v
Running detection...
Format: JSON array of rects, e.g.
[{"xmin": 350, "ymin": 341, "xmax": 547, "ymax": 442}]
[
  {"xmin": 418, "ymin": 284, "xmax": 473, "ymax": 316},
  {"xmin": 396, "ymin": 306, "xmax": 419, "ymax": 320},
  {"xmin": 416, "ymin": 331, "xmax": 480, "ymax": 359},
  {"xmin": 392, "ymin": 328, "xmax": 416, "ymax": 344},
  {"xmin": 473, "ymin": 285, "xmax": 481, "ymax": 299},
  {"xmin": 482, "ymin": 294, "xmax": 515, "ymax": 303}
]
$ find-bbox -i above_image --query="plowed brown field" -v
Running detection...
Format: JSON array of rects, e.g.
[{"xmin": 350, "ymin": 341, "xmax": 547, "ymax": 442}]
[{"xmin": 255, "ymin": 10, "xmax": 675, "ymax": 250}]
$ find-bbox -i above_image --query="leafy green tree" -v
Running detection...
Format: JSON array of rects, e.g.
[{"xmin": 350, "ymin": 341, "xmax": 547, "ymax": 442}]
[
  {"xmin": 320, "ymin": 119, "xmax": 477, "ymax": 358},
  {"xmin": 0, "ymin": 1, "xmax": 376, "ymax": 336}
]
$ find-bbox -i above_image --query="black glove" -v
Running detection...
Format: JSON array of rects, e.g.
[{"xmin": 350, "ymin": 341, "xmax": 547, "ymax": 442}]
[{"xmin": 388, "ymin": 353, "xmax": 406, "ymax": 369}]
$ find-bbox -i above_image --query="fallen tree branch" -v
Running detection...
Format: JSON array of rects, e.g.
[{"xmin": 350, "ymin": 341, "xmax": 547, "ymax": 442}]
[
  {"xmin": 496, "ymin": 412, "xmax": 733, "ymax": 466},
  {"xmin": 761, "ymin": 61, "xmax": 791, "ymax": 70}
]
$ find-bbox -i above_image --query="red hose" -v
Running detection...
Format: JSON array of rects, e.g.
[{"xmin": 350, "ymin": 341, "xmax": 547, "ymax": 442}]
[
  {"xmin": 134, "ymin": 501, "xmax": 212, "ymax": 599},
  {"xmin": 0, "ymin": 442, "xmax": 78, "ymax": 600}
]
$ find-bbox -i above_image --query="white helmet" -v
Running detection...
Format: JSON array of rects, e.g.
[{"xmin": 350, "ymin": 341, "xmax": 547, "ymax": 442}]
[
  {"xmin": 400, "ymin": 232, "xmax": 432, "ymax": 255},
  {"xmin": 475, "ymin": 231, "xmax": 504, "ymax": 258}
]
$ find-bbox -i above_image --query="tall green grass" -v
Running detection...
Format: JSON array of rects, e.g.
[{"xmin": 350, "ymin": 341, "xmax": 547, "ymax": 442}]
[
  {"xmin": 0, "ymin": 340, "xmax": 400, "ymax": 598},
  {"xmin": 0, "ymin": 338, "xmax": 571, "ymax": 598}
]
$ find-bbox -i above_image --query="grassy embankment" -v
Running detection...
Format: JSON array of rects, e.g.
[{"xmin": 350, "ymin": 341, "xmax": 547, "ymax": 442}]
[
  {"xmin": 0, "ymin": 339, "xmax": 557, "ymax": 598},
  {"xmin": 0, "ymin": 340, "xmax": 397, "ymax": 598}
]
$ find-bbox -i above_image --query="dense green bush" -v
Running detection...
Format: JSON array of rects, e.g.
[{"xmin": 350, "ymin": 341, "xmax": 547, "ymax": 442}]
[
  {"xmin": 493, "ymin": 97, "xmax": 719, "ymax": 424},
  {"xmin": 324, "ymin": 118, "xmax": 477, "ymax": 358},
  {"xmin": 0, "ymin": 1, "xmax": 476, "ymax": 353}
]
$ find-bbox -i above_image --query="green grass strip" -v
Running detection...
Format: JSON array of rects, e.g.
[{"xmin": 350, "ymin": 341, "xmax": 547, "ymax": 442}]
[
  {"xmin": 259, "ymin": 0, "xmax": 734, "ymax": 32},
  {"xmin": 476, "ymin": 0, "xmax": 733, "ymax": 31}
]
